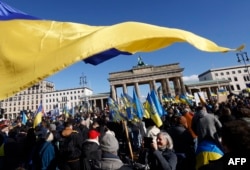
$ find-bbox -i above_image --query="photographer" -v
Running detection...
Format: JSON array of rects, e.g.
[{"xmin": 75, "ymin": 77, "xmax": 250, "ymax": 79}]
[{"xmin": 138, "ymin": 132, "xmax": 177, "ymax": 170}]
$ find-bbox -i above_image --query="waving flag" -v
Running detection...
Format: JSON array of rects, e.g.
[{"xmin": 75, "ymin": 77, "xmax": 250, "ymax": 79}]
[
  {"xmin": 21, "ymin": 110, "xmax": 28, "ymax": 125},
  {"xmin": 150, "ymin": 90, "xmax": 166, "ymax": 116},
  {"xmin": 33, "ymin": 103, "xmax": 44, "ymax": 128},
  {"xmin": 120, "ymin": 93, "xmax": 135, "ymax": 120},
  {"xmin": 133, "ymin": 88, "xmax": 144, "ymax": 119},
  {"xmin": 108, "ymin": 97, "xmax": 124, "ymax": 122},
  {"xmin": 0, "ymin": 1, "xmax": 244, "ymax": 100},
  {"xmin": 145, "ymin": 93, "xmax": 163, "ymax": 127}
]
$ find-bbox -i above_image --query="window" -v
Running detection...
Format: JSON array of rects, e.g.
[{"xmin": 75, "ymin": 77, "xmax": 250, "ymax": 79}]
[
  {"xmin": 243, "ymin": 75, "xmax": 250, "ymax": 81},
  {"xmin": 230, "ymin": 85, "xmax": 234, "ymax": 91},
  {"xmin": 220, "ymin": 72, "xmax": 224, "ymax": 76},
  {"xmin": 238, "ymin": 70, "xmax": 242, "ymax": 73},
  {"xmin": 232, "ymin": 71, "xmax": 236, "ymax": 74},
  {"xmin": 226, "ymin": 72, "xmax": 230, "ymax": 75},
  {"xmin": 236, "ymin": 84, "xmax": 241, "ymax": 90},
  {"xmin": 228, "ymin": 77, "xmax": 232, "ymax": 81},
  {"xmin": 234, "ymin": 77, "xmax": 238, "ymax": 81},
  {"xmin": 215, "ymin": 73, "xmax": 218, "ymax": 76}
]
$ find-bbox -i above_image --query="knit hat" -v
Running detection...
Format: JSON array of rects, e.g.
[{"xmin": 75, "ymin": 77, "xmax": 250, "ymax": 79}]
[
  {"xmin": 100, "ymin": 132, "xmax": 119, "ymax": 153},
  {"xmin": 88, "ymin": 129, "xmax": 100, "ymax": 139}
]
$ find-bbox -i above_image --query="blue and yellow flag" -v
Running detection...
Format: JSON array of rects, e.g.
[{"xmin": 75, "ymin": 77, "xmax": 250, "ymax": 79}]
[
  {"xmin": 33, "ymin": 103, "xmax": 44, "ymax": 128},
  {"xmin": 120, "ymin": 93, "xmax": 134, "ymax": 120},
  {"xmin": 196, "ymin": 140, "xmax": 224, "ymax": 169},
  {"xmin": 21, "ymin": 110, "xmax": 28, "ymax": 125},
  {"xmin": 0, "ymin": 1, "xmax": 243, "ymax": 100},
  {"xmin": 108, "ymin": 97, "xmax": 124, "ymax": 122},
  {"xmin": 218, "ymin": 89, "xmax": 227, "ymax": 96},
  {"xmin": 145, "ymin": 93, "xmax": 163, "ymax": 127},
  {"xmin": 150, "ymin": 90, "xmax": 166, "ymax": 116},
  {"xmin": 180, "ymin": 94, "xmax": 193, "ymax": 106},
  {"xmin": 133, "ymin": 88, "xmax": 144, "ymax": 119}
]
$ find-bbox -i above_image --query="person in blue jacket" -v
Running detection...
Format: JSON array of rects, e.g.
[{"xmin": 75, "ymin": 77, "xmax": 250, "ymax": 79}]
[{"xmin": 32, "ymin": 127, "xmax": 57, "ymax": 170}]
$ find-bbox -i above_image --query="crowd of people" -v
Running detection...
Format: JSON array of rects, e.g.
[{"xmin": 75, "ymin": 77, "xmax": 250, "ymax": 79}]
[{"xmin": 0, "ymin": 94, "xmax": 250, "ymax": 170}]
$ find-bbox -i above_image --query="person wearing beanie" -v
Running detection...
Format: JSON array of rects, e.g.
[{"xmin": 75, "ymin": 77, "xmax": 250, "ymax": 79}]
[
  {"xmin": 81, "ymin": 129, "xmax": 102, "ymax": 170},
  {"xmin": 92, "ymin": 131, "xmax": 133, "ymax": 170}
]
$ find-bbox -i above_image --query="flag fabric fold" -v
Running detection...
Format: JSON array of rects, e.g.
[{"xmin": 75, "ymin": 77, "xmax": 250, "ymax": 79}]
[{"xmin": 0, "ymin": 1, "xmax": 244, "ymax": 100}]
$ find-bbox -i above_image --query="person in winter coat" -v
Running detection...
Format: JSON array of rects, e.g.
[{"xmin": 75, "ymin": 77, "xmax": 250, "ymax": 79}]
[
  {"xmin": 147, "ymin": 131, "xmax": 177, "ymax": 170},
  {"xmin": 58, "ymin": 121, "xmax": 82, "ymax": 170},
  {"xmin": 191, "ymin": 106, "xmax": 222, "ymax": 148},
  {"xmin": 32, "ymin": 128, "xmax": 57, "ymax": 170},
  {"xmin": 93, "ymin": 130, "xmax": 133, "ymax": 170},
  {"xmin": 168, "ymin": 116, "xmax": 196, "ymax": 170},
  {"xmin": 81, "ymin": 129, "xmax": 102, "ymax": 170}
]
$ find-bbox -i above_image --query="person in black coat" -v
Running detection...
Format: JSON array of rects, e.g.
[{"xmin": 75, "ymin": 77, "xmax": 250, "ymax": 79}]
[
  {"xmin": 58, "ymin": 121, "xmax": 82, "ymax": 170},
  {"xmin": 167, "ymin": 116, "xmax": 196, "ymax": 170},
  {"xmin": 81, "ymin": 129, "xmax": 102, "ymax": 170},
  {"xmin": 146, "ymin": 131, "xmax": 177, "ymax": 170}
]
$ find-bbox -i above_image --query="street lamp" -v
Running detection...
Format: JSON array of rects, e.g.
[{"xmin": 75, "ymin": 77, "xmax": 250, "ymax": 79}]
[
  {"xmin": 237, "ymin": 51, "xmax": 250, "ymax": 77},
  {"xmin": 79, "ymin": 73, "xmax": 89, "ymax": 114},
  {"xmin": 236, "ymin": 51, "xmax": 250, "ymax": 94}
]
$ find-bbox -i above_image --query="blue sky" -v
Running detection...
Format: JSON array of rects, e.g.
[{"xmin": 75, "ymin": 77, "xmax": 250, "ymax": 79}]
[{"xmin": 3, "ymin": 0, "xmax": 250, "ymax": 97}]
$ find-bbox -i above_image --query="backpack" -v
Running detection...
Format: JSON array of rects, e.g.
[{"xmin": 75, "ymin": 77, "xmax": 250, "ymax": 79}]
[{"xmin": 59, "ymin": 134, "xmax": 81, "ymax": 161}]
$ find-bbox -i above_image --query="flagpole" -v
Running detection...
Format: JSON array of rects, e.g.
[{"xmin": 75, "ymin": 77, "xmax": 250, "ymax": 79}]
[{"xmin": 122, "ymin": 120, "xmax": 134, "ymax": 161}]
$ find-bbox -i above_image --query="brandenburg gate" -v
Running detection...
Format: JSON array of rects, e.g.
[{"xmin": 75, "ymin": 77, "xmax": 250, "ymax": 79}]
[{"xmin": 108, "ymin": 62, "xmax": 186, "ymax": 101}]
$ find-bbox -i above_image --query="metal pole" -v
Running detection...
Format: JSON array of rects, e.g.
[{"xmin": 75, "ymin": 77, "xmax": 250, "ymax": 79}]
[{"xmin": 237, "ymin": 51, "xmax": 250, "ymax": 78}]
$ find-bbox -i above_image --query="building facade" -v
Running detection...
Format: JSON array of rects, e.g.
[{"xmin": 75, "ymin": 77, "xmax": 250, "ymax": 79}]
[
  {"xmin": 0, "ymin": 80, "xmax": 109, "ymax": 120},
  {"xmin": 0, "ymin": 81, "xmax": 55, "ymax": 119},
  {"xmin": 198, "ymin": 64, "xmax": 250, "ymax": 94}
]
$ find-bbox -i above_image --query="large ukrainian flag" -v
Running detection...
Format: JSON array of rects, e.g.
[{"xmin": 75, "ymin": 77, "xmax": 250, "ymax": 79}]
[{"xmin": 0, "ymin": 1, "xmax": 243, "ymax": 100}]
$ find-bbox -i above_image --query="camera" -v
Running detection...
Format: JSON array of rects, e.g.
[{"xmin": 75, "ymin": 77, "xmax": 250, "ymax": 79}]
[{"xmin": 143, "ymin": 137, "xmax": 153, "ymax": 149}]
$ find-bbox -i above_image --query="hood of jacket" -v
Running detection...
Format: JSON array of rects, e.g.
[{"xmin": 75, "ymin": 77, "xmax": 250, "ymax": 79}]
[{"xmin": 61, "ymin": 127, "xmax": 78, "ymax": 137}]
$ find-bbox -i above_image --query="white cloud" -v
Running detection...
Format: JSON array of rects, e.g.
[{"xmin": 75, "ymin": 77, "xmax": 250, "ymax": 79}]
[{"xmin": 183, "ymin": 75, "xmax": 199, "ymax": 82}]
